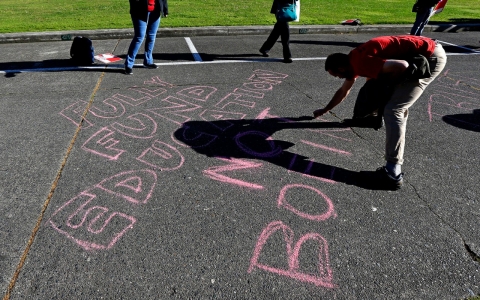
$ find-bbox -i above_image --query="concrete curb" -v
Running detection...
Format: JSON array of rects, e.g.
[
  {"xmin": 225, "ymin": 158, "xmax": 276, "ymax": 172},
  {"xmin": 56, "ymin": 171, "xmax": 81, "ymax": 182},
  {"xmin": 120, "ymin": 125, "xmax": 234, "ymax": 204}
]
[{"xmin": 0, "ymin": 24, "xmax": 479, "ymax": 44}]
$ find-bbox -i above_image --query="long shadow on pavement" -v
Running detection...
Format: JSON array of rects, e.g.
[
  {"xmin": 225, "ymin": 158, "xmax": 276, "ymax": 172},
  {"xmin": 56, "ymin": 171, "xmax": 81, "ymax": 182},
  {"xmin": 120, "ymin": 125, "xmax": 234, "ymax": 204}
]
[
  {"xmin": 442, "ymin": 109, "xmax": 480, "ymax": 133},
  {"xmin": 174, "ymin": 116, "xmax": 390, "ymax": 190},
  {"xmin": 1, "ymin": 59, "xmax": 122, "ymax": 77}
]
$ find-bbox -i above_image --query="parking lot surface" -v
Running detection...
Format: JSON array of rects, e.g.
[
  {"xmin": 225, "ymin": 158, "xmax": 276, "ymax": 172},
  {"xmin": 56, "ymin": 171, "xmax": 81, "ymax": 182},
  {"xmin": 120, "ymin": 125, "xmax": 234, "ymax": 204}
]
[{"xmin": 1, "ymin": 29, "xmax": 479, "ymax": 299}]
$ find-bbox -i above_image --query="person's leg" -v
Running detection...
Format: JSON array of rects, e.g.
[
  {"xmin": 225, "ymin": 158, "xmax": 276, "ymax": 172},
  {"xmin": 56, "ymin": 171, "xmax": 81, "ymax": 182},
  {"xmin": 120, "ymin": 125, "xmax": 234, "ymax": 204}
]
[
  {"xmin": 410, "ymin": 7, "xmax": 434, "ymax": 36},
  {"xmin": 260, "ymin": 22, "xmax": 282, "ymax": 55},
  {"xmin": 358, "ymin": 86, "xmax": 420, "ymax": 190},
  {"xmin": 383, "ymin": 43, "xmax": 447, "ymax": 176},
  {"xmin": 125, "ymin": 16, "xmax": 148, "ymax": 70},
  {"xmin": 279, "ymin": 21, "xmax": 292, "ymax": 62},
  {"xmin": 410, "ymin": 11, "xmax": 424, "ymax": 35},
  {"xmin": 360, "ymin": 43, "xmax": 446, "ymax": 190},
  {"xmin": 143, "ymin": 11, "xmax": 161, "ymax": 66},
  {"xmin": 384, "ymin": 90, "xmax": 416, "ymax": 168}
]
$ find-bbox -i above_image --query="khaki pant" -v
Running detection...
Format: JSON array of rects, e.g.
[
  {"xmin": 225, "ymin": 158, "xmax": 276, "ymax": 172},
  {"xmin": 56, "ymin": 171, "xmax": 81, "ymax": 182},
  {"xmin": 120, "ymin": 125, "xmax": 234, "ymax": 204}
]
[{"xmin": 384, "ymin": 43, "xmax": 447, "ymax": 165}]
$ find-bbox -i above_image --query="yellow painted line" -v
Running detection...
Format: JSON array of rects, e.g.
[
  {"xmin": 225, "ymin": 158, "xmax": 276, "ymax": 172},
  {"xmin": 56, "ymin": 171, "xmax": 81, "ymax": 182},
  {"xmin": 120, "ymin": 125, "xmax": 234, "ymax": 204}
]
[{"xmin": 2, "ymin": 69, "xmax": 107, "ymax": 300}]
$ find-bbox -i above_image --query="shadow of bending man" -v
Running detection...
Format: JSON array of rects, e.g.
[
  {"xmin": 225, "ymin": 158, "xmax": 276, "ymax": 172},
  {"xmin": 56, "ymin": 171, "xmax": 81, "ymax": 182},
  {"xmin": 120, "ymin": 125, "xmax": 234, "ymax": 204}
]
[
  {"xmin": 174, "ymin": 116, "xmax": 386, "ymax": 190},
  {"xmin": 442, "ymin": 109, "xmax": 480, "ymax": 133}
]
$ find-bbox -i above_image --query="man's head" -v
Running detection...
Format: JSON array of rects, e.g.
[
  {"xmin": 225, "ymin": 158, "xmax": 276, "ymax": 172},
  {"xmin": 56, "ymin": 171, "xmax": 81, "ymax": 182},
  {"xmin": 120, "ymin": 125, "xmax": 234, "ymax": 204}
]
[{"xmin": 325, "ymin": 53, "xmax": 354, "ymax": 79}]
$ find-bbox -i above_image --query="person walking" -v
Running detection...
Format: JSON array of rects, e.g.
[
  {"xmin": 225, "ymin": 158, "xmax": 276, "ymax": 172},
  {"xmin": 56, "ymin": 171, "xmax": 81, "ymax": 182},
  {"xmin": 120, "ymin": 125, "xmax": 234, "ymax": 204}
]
[
  {"xmin": 314, "ymin": 35, "xmax": 447, "ymax": 190},
  {"xmin": 410, "ymin": 0, "xmax": 440, "ymax": 36},
  {"xmin": 259, "ymin": 0, "xmax": 296, "ymax": 63},
  {"xmin": 124, "ymin": 0, "xmax": 168, "ymax": 75}
]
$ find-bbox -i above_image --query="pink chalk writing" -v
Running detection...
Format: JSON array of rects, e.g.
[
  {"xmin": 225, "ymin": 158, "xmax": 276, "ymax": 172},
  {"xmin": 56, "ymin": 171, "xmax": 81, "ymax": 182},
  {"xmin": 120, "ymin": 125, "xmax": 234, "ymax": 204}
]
[
  {"xmin": 428, "ymin": 93, "xmax": 480, "ymax": 122},
  {"xmin": 203, "ymin": 157, "xmax": 264, "ymax": 189},
  {"xmin": 111, "ymin": 113, "xmax": 158, "ymax": 139},
  {"xmin": 248, "ymin": 69, "xmax": 288, "ymax": 84},
  {"xmin": 49, "ymin": 170, "xmax": 157, "ymax": 250},
  {"xmin": 49, "ymin": 192, "xmax": 136, "ymax": 251},
  {"xmin": 147, "ymin": 96, "xmax": 202, "ymax": 125},
  {"xmin": 255, "ymin": 107, "xmax": 276, "ymax": 121},
  {"xmin": 82, "ymin": 127, "xmax": 126, "ymax": 161},
  {"xmin": 173, "ymin": 125, "xmax": 218, "ymax": 148},
  {"xmin": 242, "ymin": 69, "xmax": 288, "ymax": 91},
  {"xmin": 427, "ymin": 70, "xmax": 480, "ymax": 122},
  {"xmin": 177, "ymin": 86, "xmax": 217, "ymax": 102},
  {"xmin": 300, "ymin": 140, "xmax": 352, "ymax": 156},
  {"xmin": 215, "ymin": 90, "xmax": 259, "ymax": 110},
  {"xmin": 144, "ymin": 76, "xmax": 176, "ymax": 88},
  {"xmin": 277, "ymin": 184, "xmax": 337, "ymax": 221},
  {"xmin": 248, "ymin": 221, "xmax": 335, "ymax": 288},
  {"xmin": 302, "ymin": 160, "xmax": 337, "ymax": 184},
  {"xmin": 234, "ymin": 131, "xmax": 283, "ymax": 158},
  {"xmin": 128, "ymin": 86, "xmax": 168, "ymax": 98},
  {"xmin": 136, "ymin": 140, "xmax": 185, "ymax": 171},
  {"xmin": 59, "ymin": 101, "xmax": 93, "ymax": 128},
  {"xmin": 95, "ymin": 170, "xmax": 157, "ymax": 204},
  {"xmin": 307, "ymin": 128, "xmax": 352, "ymax": 142},
  {"xmin": 89, "ymin": 96, "xmax": 127, "ymax": 119},
  {"xmin": 56, "ymin": 71, "xmax": 343, "ymax": 289},
  {"xmin": 198, "ymin": 110, "xmax": 247, "ymax": 131},
  {"xmin": 286, "ymin": 155, "xmax": 337, "ymax": 184},
  {"xmin": 113, "ymin": 89, "xmax": 153, "ymax": 106}
]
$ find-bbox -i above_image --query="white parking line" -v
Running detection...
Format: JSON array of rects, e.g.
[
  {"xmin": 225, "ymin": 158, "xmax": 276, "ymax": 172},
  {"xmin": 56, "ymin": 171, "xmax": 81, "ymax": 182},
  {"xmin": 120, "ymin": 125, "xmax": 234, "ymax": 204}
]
[
  {"xmin": 184, "ymin": 37, "xmax": 203, "ymax": 62},
  {"xmin": 437, "ymin": 40, "xmax": 480, "ymax": 54},
  {"xmin": 0, "ymin": 58, "xmax": 326, "ymax": 73},
  {"xmin": 0, "ymin": 44, "xmax": 480, "ymax": 74}
]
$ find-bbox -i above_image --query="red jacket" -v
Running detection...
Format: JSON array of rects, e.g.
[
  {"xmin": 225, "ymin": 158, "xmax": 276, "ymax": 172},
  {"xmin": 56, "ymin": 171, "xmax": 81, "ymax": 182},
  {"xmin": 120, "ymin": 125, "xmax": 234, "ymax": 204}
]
[{"xmin": 129, "ymin": 0, "xmax": 168, "ymax": 18}]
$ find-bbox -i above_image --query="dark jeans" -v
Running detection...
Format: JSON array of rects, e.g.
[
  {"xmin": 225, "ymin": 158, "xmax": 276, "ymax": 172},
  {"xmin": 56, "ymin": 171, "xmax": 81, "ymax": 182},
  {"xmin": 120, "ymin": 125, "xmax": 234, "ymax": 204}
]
[
  {"xmin": 260, "ymin": 21, "xmax": 292, "ymax": 59},
  {"xmin": 125, "ymin": 11, "xmax": 161, "ymax": 68},
  {"xmin": 410, "ymin": 7, "xmax": 434, "ymax": 36}
]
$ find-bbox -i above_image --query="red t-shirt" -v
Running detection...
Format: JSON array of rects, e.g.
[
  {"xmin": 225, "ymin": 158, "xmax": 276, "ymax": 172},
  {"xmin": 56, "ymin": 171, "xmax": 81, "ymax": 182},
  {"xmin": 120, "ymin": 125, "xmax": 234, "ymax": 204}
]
[
  {"xmin": 147, "ymin": 0, "xmax": 155, "ymax": 12},
  {"xmin": 348, "ymin": 35, "xmax": 436, "ymax": 79}
]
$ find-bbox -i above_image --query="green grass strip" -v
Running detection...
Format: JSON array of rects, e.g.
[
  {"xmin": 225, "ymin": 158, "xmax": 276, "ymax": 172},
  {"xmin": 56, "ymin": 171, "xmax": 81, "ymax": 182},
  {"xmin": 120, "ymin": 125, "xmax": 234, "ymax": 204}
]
[{"xmin": 0, "ymin": 0, "xmax": 479, "ymax": 33}]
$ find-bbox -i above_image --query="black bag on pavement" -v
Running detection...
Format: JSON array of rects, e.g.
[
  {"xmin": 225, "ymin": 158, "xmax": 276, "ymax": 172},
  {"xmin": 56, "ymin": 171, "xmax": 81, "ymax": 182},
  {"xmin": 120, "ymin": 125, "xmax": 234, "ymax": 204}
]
[{"xmin": 70, "ymin": 36, "xmax": 95, "ymax": 65}]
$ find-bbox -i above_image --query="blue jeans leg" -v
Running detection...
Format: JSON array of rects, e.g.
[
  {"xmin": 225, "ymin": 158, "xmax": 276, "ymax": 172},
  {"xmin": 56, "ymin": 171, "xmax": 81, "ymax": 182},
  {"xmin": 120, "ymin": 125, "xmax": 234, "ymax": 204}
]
[
  {"xmin": 125, "ymin": 12, "xmax": 161, "ymax": 68},
  {"xmin": 410, "ymin": 7, "xmax": 433, "ymax": 36}
]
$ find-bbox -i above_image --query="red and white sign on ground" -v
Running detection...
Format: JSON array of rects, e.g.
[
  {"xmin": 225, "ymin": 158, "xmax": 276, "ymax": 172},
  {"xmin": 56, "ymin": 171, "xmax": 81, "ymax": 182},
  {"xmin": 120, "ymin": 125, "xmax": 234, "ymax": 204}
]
[
  {"xmin": 94, "ymin": 53, "xmax": 122, "ymax": 64},
  {"xmin": 432, "ymin": 0, "xmax": 448, "ymax": 15}
]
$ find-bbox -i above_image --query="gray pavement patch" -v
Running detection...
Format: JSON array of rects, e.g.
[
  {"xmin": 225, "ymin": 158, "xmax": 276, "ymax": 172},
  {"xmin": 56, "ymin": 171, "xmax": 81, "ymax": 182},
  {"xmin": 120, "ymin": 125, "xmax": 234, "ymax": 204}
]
[{"xmin": 2, "ymin": 72, "xmax": 107, "ymax": 299}]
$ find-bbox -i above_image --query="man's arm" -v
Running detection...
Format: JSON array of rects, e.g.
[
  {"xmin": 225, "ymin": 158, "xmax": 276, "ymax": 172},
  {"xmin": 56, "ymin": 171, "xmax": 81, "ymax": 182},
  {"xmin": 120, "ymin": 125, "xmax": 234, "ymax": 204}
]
[
  {"xmin": 313, "ymin": 78, "xmax": 355, "ymax": 118},
  {"xmin": 380, "ymin": 59, "xmax": 409, "ymax": 80}
]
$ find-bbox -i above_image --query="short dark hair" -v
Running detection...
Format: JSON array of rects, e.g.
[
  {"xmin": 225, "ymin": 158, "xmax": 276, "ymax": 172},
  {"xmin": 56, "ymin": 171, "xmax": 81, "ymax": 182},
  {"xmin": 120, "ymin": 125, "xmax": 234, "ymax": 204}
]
[{"xmin": 325, "ymin": 53, "xmax": 349, "ymax": 72}]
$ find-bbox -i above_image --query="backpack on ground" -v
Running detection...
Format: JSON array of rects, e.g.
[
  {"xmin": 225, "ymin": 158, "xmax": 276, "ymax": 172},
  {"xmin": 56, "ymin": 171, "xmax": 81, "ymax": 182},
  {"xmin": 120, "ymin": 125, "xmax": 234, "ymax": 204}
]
[{"xmin": 70, "ymin": 36, "xmax": 95, "ymax": 65}]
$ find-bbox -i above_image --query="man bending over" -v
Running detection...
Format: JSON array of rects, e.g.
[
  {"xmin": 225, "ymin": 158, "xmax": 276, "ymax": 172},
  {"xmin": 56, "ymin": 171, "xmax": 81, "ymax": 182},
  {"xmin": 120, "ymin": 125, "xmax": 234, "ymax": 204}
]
[{"xmin": 314, "ymin": 35, "xmax": 446, "ymax": 190}]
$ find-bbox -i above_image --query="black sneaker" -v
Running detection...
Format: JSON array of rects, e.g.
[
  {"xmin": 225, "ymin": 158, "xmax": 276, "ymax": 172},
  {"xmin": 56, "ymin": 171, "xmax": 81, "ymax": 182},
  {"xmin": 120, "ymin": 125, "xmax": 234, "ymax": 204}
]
[
  {"xmin": 124, "ymin": 67, "xmax": 133, "ymax": 75},
  {"xmin": 259, "ymin": 49, "xmax": 269, "ymax": 57},
  {"xmin": 283, "ymin": 58, "xmax": 293, "ymax": 63},
  {"xmin": 143, "ymin": 63, "xmax": 158, "ymax": 69},
  {"xmin": 357, "ymin": 167, "xmax": 404, "ymax": 190}
]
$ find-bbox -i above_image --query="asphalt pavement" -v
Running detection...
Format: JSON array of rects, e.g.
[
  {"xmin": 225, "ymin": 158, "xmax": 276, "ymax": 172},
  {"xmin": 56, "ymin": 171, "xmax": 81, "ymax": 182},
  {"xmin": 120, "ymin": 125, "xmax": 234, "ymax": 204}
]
[{"xmin": 1, "ymin": 26, "xmax": 480, "ymax": 299}]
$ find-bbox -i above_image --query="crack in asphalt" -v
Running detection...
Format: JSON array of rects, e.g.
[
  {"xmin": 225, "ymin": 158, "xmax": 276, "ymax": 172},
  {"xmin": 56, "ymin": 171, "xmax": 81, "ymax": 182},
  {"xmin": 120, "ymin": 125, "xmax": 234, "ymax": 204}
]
[
  {"xmin": 2, "ymin": 39, "xmax": 121, "ymax": 300},
  {"xmin": 465, "ymin": 243, "xmax": 480, "ymax": 264},
  {"xmin": 409, "ymin": 181, "xmax": 480, "ymax": 266},
  {"xmin": 299, "ymin": 84, "xmax": 480, "ymax": 268}
]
